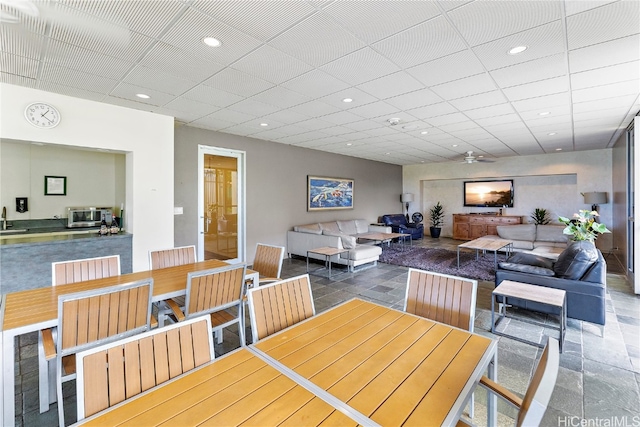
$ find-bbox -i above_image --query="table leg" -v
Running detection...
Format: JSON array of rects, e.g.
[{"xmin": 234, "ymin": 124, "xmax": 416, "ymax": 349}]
[
  {"xmin": 457, "ymin": 247, "xmax": 460, "ymax": 268},
  {"xmin": 487, "ymin": 350, "xmax": 498, "ymax": 427},
  {"xmin": 327, "ymin": 254, "xmax": 332, "ymax": 278},
  {"xmin": 2, "ymin": 331, "xmax": 15, "ymax": 426},
  {"xmin": 306, "ymin": 251, "xmax": 310, "ymax": 273},
  {"xmin": 494, "ymin": 250, "xmax": 498, "ymax": 270}
]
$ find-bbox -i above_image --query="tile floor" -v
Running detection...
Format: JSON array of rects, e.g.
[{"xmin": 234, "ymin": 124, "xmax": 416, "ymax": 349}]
[{"xmin": 13, "ymin": 237, "xmax": 640, "ymax": 426}]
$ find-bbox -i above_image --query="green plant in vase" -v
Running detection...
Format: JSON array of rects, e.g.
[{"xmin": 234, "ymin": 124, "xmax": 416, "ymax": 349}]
[
  {"xmin": 429, "ymin": 202, "xmax": 444, "ymax": 238},
  {"xmin": 531, "ymin": 208, "xmax": 551, "ymax": 225},
  {"xmin": 558, "ymin": 210, "xmax": 610, "ymax": 242}
]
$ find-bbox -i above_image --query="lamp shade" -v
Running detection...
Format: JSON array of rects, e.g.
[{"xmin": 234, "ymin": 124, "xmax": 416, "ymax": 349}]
[
  {"xmin": 583, "ymin": 192, "xmax": 607, "ymax": 205},
  {"xmin": 401, "ymin": 193, "xmax": 414, "ymax": 203}
]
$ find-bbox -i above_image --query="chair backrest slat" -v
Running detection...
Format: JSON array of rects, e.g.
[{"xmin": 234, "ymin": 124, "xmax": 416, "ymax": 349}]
[
  {"xmin": 247, "ymin": 274, "xmax": 315, "ymax": 342},
  {"xmin": 52, "ymin": 255, "xmax": 121, "ymax": 286},
  {"xmin": 518, "ymin": 338, "xmax": 560, "ymax": 426},
  {"xmin": 404, "ymin": 268, "xmax": 477, "ymax": 331},
  {"xmin": 58, "ymin": 280, "xmax": 153, "ymax": 356},
  {"xmin": 185, "ymin": 264, "xmax": 246, "ymax": 318},
  {"xmin": 149, "ymin": 245, "xmax": 196, "ymax": 270},
  {"xmin": 76, "ymin": 316, "xmax": 214, "ymax": 420},
  {"xmin": 253, "ymin": 243, "xmax": 285, "ymax": 279}
]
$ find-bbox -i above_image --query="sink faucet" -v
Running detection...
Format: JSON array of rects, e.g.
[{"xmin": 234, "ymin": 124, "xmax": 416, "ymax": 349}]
[{"xmin": 2, "ymin": 207, "xmax": 6, "ymax": 230}]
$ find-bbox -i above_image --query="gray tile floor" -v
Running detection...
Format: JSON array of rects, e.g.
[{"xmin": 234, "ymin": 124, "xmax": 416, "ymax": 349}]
[{"xmin": 14, "ymin": 237, "xmax": 640, "ymax": 426}]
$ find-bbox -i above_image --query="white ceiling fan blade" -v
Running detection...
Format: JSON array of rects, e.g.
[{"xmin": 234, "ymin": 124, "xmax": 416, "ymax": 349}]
[{"xmin": 0, "ymin": 0, "xmax": 39, "ymax": 17}]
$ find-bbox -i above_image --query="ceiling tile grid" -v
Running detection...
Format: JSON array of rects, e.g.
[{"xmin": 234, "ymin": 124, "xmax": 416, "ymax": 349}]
[{"xmin": 1, "ymin": 0, "xmax": 638, "ymax": 165}]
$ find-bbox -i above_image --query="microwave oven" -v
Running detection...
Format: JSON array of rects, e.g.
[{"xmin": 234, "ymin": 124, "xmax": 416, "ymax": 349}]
[{"xmin": 67, "ymin": 207, "xmax": 113, "ymax": 228}]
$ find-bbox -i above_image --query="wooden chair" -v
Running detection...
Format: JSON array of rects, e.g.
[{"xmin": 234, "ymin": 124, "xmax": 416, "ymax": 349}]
[
  {"xmin": 166, "ymin": 264, "xmax": 246, "ymax": 347},
  {"xmin": 404, "ymin": 268, "xmax": 478, "ymax": 416},
  {"xmin": 76, "ymin": 315, "xmax": 214, "ymax": 421},
  {"xmin": 39, "ymin": 255, "xmax": 122, "ymax": 414},
  {"xmin": 42, "ymin": 279, "xmax": 154, "ymax": 426},
  {"xmin": 149, "ymin": 245, "xmax": 196, "ymax": 270},
  {"xmin": 460, "ymin": 338, "xmax": 560, "ymax": 427},
  {"xmin": 246, "ymin": 274, "xmax": 315, "ymax": 343},
  {"xmin": 247, "ymin": 243, "xmax": 285, "ymax": 289}
]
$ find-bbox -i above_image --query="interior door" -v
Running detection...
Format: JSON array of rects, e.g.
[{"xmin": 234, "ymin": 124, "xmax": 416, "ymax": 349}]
[{"xmin": 198, "ymin": 145, "xmax": 245, "ymax": 264}]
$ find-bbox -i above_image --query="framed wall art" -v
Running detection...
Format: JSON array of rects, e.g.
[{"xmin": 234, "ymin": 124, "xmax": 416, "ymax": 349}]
[
  {"xmin": 307, "ymin": 176, "xmax": 354, "ymax": 211},
  {"xmin": 44, "ymin": 175, "xmax": 67, "ymax": 196}
]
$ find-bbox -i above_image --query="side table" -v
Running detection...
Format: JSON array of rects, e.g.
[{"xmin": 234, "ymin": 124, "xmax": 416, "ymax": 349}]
[
  {"xmin": 307, "ymin": 247, "xmax": 349, "ymax": 278},
  {"xmin": 492, "ymin": 280, "xmax": 566, "ymax": 352}
]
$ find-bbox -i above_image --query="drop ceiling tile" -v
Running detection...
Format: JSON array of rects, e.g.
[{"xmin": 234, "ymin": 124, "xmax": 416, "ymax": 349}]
[
  {"xmin": 261, "ymin": 109, "xmax": 310, "ymax": 125},
  {"xmin": 503, "ymin": 76, "xmax": 568, "ymax": 101},
  {"xmin": 373, "ymin": 16, "xmax": 467, "ymax": 68},
  {"xmin": 161, "ymin": 8, "xmax": 262, "ymax": 66},
  {"xmin": 193, "ymin": 0, "xmax": 316, "ymax": 41},
  {"xmin": 385, "ymin": 88, "xmax": 444, "ymax": 110},
  {"xmin": 427, "ymin": 112, "xmax": 468, "ymax": 127},
  {"xmin": 475, "ymin": 114, "xmax": 524, "ymax": 127},
  {"xmin": 318, "ymin": 126, "xmax": 357, "ymax": 137},
  {"xmin": 431, "ymin": 73, "xmax": 498, "ymax": 100},
  {"xmin": 356, "ymin": 71, "xmax": 424, "ymax": 100},
  {"xmin": 205, "ymin": 108, "xmax": 256, "ymax": 125},
  {"xmin": 318, "ymin": 111, "xmax": 366, "ymax": 126},
  {"xmin": 190, "ymin": 115, "xmax": 236, "ymax": 130},
  {"xmin": 472, "ymin": 21, "xmax": 565, "ymax": 71},
  {"xmin": 572, "ymin": 80, "xmax": 639, "ymax": 103},
  {"xmin": 232, "ymin": 45, "xmax": 314, "ymax": 84},
  {"xmin": 320, "ymin": 47, "xmax": 401, "ymax": 86},
  {"xmin": 268, "ymin": 12, "xmax": 367, "ymax": 67},
  {"xmin": 250, "ymin": 86, "xmax": 311, "ymax": 110},
  {"xmin": 511, "ymin": 92, "xmax": 570, "ymax": 113},
  {"xmin": 1, "ymin": 52, "xmax": 39, "ymax": 78},
  {"xmin": 407, "ymin": 49, "xmax": 485, "ymax": 87},
  {"xmin": 40, "ymin": 63, "xmax": 119, "ymax": 94},
  {"xmin": 573, "ymin": 107, "xmax": 632, "ymax": 123},
  {"xmin": 322, "ymin": 1, "xmax": 441, "ymax": 44},
  {"xmin": 250, "ymin": 129, "xmax": 290, "ymax": 140},
  {"xmin": 37, "ymin": 81, "xmax": 105, "ymax": 102},
  {"xmin": 347, "ymin": 101, "xmax": 402, "ymax": 120},
  {"xmin": 464, "ymin": 104, "xmax": 516, "ymax": 120},
  {"xmin": 109, "ymin": 82, "xmax": 175, "ymax": 106},
  {"xmin": 573, "ymin": 94, "xmax": 638, "ymax": 113},
  {"xmin": 566, "ymin": 0, "xmax": 640, "ymax": 50},
  {"xmin": 223, "ymin": 122, "xmax": 275, "ymax": 136},
  {"xmin": 280, "ymin": 69, "xmax": 351, "ymax": 99},
  {"xmin": 569, "ymin": 34, "xmax": 640, "ymax": 73},
  {"xmin": 141, "ymin": 43, "xmax": 225, "ymax": 82},
  {"xmin": 449, "ymin": 90, "xmax": 508, "ymax": 111},
  {"xmin": 101, "ymin": 95, "xmax": 158, "ymax": 111},
  {"xmin": 293, "ymin": 100, "xmax": 342, "ymax": 118},
  {"xmin": 407, "ymin": 102, "xmax": 458, "ymax": 120},
  {"xmin": 226, "ymin": 99, "xmax": 281, "ymax": 117},
  {"xmin": 153, "ymin": 106, "xmax": 205, "ymax": 123},
  {"xmin": 44, "ymin": 40, "xmax": 134, "ymax": 80},
  {"xmin": 491, "ymin": 54, "xmax": 567, "ymax": 89},
  {"xmin": 124, "ymin": 66, "xmax": 197, "ymax": 96},
  {"xmin": 290, "ymin": 118, "xmax": 335, "ymax": 132},
  {"xmin": 524, "ymin": 114, "xmax": 573, "ymax": 128},
  {"xmin": 571, "ymin": 61, "xmax": 640, "ymax": 90},
  {"xmin": 319, "ymin": 88, "xmax": 379, "ymax": 110},
  {"xmin": 182, "ymin": 85, "xmax": 244, "ymax": 108},
  {"xmin": 564, "ymin": 0, "xmax": 618, "ymax": 16},
  {"xmin": 518, "ymin": 104, "xmax": 571, "ymax": 120},
  {"xmin": 342, "ymin": 120, "xmax": 386, "ymax": 132},
  {"xmin": 446, "ymin": 0, "xmax": 561, "ymax": 46},
  {"xmin": 203, "ymin": 68, "xmax": 274, "ymax": 97}
]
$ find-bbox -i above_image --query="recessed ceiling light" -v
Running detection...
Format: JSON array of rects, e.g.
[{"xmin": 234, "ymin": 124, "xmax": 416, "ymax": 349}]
[
  {"xmin": 556, "ymin": 148, "xmax": 563, "ymax": 151},
  {"xmin": 260, "ymin": 123, "xmax": 268, "ymax": 127},
  {"xmin": 452, "ymin": 144, "xmax": 458, "ymax": 147},
  {"xmin": 342, "ymin": 98, "xmax": 353, "ymax": 103},
  {"xmin": 136, "ymin": 93, "xmax": 150, "ymax": 99},
  {"xmin": 478, "ymin": 155, "xmax": 484, "ymax": 158},
  {"xmin": 202, "ymin": 37, "xmax": 221, "ymax": 47},
  {"xmin": 508, "ymin": 45, "xmax": 528, "ymax": 55},
  {"xmin": 420, "ymin": 131, "xmax": 429, "ymax": 135},
  {"xmin": 346, "ymin": 143, "xmax": 352, "ymax": 146},
  {"xmin": 539, "ymin": 111, "xmax": 550, "ymax": 116},
  {"xmin": 385, "ymin": 152, "xmax": 391, "ymax": 155},
  {"xmin": 548, "ymin": 132, "xmax": 557, "ymax": 136}
]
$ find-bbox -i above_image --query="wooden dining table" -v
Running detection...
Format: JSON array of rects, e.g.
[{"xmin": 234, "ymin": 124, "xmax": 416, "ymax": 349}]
[
  {"xmin": 0, "ymin": 259, "xmax": 258, "ymax": 426},
  {"xmin": 73, "ymin": 298, "xmax": 498, "ymax": 427}
]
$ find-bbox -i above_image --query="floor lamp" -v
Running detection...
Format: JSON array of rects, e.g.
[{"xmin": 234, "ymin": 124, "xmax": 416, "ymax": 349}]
[{"xmin": 401, "ymin": 193, "xmax": 413, "ymax": 222}]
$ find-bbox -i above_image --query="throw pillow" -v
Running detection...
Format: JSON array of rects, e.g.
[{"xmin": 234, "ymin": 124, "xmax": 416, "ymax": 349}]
[{"xmin": 553, "ymin": 241, "xmax": 599, "ymax": 280}]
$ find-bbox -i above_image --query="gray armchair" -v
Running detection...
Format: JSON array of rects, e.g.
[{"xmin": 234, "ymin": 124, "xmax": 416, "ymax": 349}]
[{"xmin": 495, "ymin": 241, "xmax": 606, "ymax": 327}]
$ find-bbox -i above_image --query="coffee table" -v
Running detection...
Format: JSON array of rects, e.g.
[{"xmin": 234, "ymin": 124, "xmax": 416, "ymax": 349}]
[
  {"xmin": 457, "ymin": 236, "xmax": 513, "ymax": 269},
  {"xmin": 306, "ymin": 246, "xmax": 349, "ymax": 278},
  {"xmin": 492, "ymin": 280, "xmax": 566, "ymax": 352},
  {"xmin": 358, "ymin": 232, "xmax": 412, "ymax": 250}
]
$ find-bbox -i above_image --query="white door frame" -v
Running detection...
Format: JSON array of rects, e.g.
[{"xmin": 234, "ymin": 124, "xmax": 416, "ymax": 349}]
[{"xmin": 197, "ymin": 145, "xmax": 246, "ymax": 264}]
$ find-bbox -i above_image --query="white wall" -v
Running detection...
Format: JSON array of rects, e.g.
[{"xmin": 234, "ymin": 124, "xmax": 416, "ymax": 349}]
[
  {"xmin": 1, "ymin": 141, "xmax": 124, "ymax": 219},
  {"xmin": 0, "ymin": 83, "xmax": 174, "ymax": 271},
  {"xmin": 404, "ymin": 149, "xmax": 613, "ymax": 250}
]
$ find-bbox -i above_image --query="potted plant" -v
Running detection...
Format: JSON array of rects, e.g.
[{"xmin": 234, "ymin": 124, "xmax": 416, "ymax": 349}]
[
  {"xmin": 531, "ymin": 208, "xmax": 551, "ymax": 225},
  {"xmin": 558, "ymin": 210, "xmax": 610, "ymax": 242},
  {"xmin": 429, "ymin": 202, "xmax": 444, "ymax": 238}
]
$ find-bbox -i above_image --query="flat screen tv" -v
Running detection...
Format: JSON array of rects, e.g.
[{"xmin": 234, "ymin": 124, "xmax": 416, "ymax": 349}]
[{"xmin": 463, "ymin": 180, "xmax": 514, "ymax": 207}]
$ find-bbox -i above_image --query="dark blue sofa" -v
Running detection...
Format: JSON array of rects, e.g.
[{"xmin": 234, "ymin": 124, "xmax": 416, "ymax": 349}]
[{"xmin": 380, "ymin": 214, "xmax": 424, "ymax": 240}]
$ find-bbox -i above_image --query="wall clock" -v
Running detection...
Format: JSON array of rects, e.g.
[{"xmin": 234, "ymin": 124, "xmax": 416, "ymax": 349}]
[{"xmin": 24, "ymin": 102, "xmax": 61, "ymax": 128}]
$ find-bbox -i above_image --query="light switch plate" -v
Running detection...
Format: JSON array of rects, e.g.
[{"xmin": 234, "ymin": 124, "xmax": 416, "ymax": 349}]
[{"xmin": 174, "ymin": 207, "xmax": 183, "ymax": 215}]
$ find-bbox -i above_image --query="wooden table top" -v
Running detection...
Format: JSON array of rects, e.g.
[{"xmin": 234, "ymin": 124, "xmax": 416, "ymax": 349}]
[
  {"xmin": 458, "ymin": 236, "xmax": 513, "ymax": 251},
  {"xmin": 358, "ymin": 232, "xmax": 406, "ymax": 240},
  {"xmin": 77, "ymin": 348, "xmax": 358, "ymax": 426},
  {"xmin": 2, "ymin": 259, "xmax": 232, "ymax": 332},
  {"xmin": 307, "ymin": 247, "xmax": 349, "ymax": 256},
  {"xmin": 254, "ymin": 299, "xmax": 495, "ymax": 426},
  {"xmin": 494, "ymin": 280, "xmax": 566, "ymax": 307}
]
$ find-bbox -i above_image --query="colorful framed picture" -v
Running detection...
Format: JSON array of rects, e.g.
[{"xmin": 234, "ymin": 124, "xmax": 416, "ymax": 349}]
[
  {"xmin": 307, "ymin": 176, "xmax": 354, "ymax": 211},
  {"xmin": 44, "ymin": 176, "xmax": 67, "ymax": 196}
]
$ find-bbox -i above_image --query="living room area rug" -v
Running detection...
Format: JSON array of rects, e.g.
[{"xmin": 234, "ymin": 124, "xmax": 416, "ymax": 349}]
[{"xmin": 378, "ymin": 246, "xmax": 508, "ymax": 282}]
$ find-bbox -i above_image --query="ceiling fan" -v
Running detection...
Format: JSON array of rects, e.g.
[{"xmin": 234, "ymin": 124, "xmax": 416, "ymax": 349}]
[
  {"xmin": 0, "ymin": 0, "xmax": 130, "ymax": 47},
  {"xmin": 461, "ymin": 151, "xmax": 494, "ymax": 164}
]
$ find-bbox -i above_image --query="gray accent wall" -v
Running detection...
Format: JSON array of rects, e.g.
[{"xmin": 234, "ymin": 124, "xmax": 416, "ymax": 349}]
[{"xmin": 174, "ymin": 125, "xmax": 402, "ymax": 263}]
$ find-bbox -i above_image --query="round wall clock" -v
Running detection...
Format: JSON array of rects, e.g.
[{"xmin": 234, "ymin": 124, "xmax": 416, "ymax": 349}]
[{"xmin": 24, "ymin": 102, "xmax": 61, "ymax": 128}]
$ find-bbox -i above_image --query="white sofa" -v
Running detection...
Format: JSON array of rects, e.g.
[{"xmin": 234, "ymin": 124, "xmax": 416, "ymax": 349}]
[
  {"xmin": 287, "ymin": 219, "xmax": 389, "ymax": 271},
  {"xmin": 494, "ymin": 224, "xmax": 569, "ymax": 259}
]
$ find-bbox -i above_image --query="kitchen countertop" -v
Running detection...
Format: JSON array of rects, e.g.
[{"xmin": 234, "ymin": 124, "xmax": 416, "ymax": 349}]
[{"xmin": 0, "ymin": 228, "xmax": 130, "ymax": 245}]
